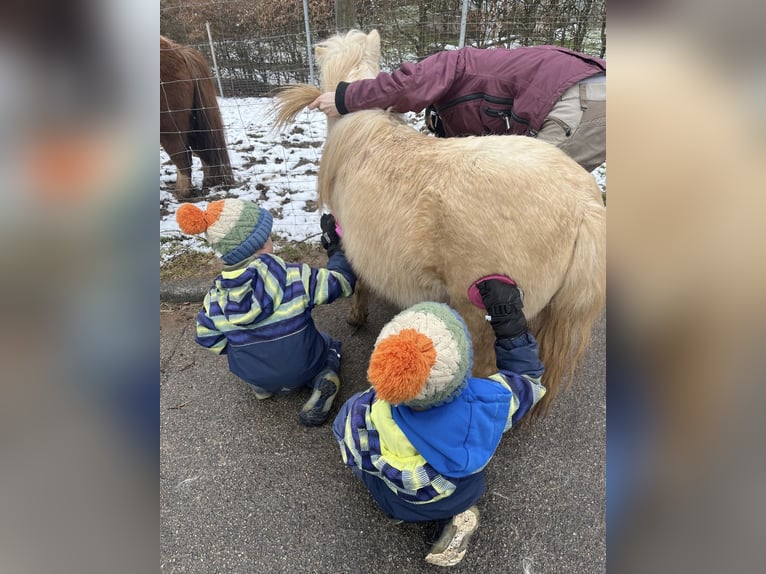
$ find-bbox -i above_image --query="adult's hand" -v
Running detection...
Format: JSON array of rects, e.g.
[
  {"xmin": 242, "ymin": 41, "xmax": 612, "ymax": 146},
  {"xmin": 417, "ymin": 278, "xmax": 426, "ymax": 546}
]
[{"xmin": 308, "ymin": 92, "xmax": 341, "ymax": 119}]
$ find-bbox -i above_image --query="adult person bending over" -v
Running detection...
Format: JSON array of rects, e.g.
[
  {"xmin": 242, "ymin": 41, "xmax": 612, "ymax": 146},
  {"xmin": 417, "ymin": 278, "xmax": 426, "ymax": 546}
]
[{"xmin": 309, "ymin": 44, "xmax": 606, "ymax": 172}]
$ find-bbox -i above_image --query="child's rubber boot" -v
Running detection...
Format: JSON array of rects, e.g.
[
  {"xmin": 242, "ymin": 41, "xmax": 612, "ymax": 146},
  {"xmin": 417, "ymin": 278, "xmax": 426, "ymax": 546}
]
[
  {"xmin": 249, "ymin": 386, "xmax": 273, "ymax": 400},
  {"xmin": 424, "ymin": 505, "xmax": 479, "ymax": 567},
  {"xmin": 298, "ymin": 369, "xmax": 340, "ymax": 426}
]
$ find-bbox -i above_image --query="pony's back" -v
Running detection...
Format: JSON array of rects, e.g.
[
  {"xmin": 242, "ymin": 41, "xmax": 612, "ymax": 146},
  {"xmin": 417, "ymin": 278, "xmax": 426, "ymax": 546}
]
[
  {"xmin": 319, "ymin": 109, "xmax": 601, "ymax": 313},
  {"xmin": 321, "ymin": 109, "xmax": 599, "ymax": 206}
]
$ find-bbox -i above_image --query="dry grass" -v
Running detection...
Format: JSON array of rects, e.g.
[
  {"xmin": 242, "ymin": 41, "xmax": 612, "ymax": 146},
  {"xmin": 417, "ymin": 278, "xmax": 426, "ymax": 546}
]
[
  {"xmin": 160, "ymin": 250, "xmax": 222, "ymax": 282},
  {"xmin": 160, "ymin": 237, "xmax": 326, "ymax": 283}
]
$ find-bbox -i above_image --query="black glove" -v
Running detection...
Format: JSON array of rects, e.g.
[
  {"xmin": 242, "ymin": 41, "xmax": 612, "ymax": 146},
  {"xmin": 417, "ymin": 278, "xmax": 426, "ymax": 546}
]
[
  {"xmin": 477, "ymin": 279, "xmax": 527, "ymax": 339},
  {"xmin": 320, "ymin": 213, "xmax": 341, "ymax": 257}
]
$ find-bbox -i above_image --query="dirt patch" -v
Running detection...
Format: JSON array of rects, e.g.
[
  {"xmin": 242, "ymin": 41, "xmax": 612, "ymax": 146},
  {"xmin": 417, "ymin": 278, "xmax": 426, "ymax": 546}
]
[
  {"xmin": 293, "ymin": 158, "xmax": 315, "ymax": 169},
  {"xmin": 160, "ymin": 300, "xmax": 199, "ymax": 319},
  {"xmin": 285, "ymin": 140, "xmax": 324, "ymax": 149}
]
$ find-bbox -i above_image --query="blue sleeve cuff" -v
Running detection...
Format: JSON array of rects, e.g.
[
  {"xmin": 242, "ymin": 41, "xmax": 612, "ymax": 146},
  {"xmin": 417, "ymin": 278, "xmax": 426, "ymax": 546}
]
[
  {"xmin": 327, "ymin": 249, "xmax": 357, "ymax": 291},
  {"xmin": 495, "ymin": 332, "xmax": 545, "ymax": 379}
]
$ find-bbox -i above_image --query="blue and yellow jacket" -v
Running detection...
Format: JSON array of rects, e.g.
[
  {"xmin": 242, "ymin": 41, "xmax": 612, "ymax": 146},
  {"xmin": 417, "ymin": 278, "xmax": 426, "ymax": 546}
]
[
  {"xmin": 195, "ymin": 250, "xmax": 355, "ymax": 391},
  {"xmin": 332, "ymin": 333, "xmax": 545, "ymax": 519}
]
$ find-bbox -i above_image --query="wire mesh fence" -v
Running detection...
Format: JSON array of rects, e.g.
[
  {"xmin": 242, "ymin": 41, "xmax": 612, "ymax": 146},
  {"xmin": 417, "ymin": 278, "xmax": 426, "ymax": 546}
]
[
  {"xmin": 161, "ymin": 0, "xmax": 606, "ymax": 97},
  {"xmin": 160, "ymin": 1, "xmax": 606, "ymax": 255}
]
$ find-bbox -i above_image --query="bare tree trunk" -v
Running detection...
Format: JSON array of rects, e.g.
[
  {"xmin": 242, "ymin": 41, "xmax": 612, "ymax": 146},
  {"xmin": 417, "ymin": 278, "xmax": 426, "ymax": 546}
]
[
  {"xmin": 548, "ymin": 0, "xmax": 560, "ymax": 44},
  {"xmin": 336, "ymin": 0, "xmax": 356, "ymax": 32},
  {"xmin": 417, "ymin": 3, "xmax": 429, "ymax": 57},
  {"xmin": 573, "ymin": 0, "xmax": 594, "ymax": 52},
  {"xmin": 600, "ymin": 2, "xmax": 607, "ymax": 57}
]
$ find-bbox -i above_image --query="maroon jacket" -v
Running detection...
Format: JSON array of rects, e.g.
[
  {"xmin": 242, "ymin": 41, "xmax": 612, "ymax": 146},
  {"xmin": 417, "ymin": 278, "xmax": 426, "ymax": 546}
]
[{"xmin": 336, "ymin": 45, "xmax": 605, "ymax": 137}]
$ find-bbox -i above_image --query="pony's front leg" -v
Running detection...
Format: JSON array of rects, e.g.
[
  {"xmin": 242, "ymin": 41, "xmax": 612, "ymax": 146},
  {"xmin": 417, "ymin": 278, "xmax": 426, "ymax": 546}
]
[
  {"xmin": 347, "ymin": 279, "xmax": 369, "ymax": 327},
  {"xmin": 162, "ymin": 135, "xmax": 196, "ymax": 199}
]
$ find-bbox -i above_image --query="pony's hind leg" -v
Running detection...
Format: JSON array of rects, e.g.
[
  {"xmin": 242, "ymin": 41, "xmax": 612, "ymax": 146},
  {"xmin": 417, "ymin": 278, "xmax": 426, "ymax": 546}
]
[
  {"xmin": 347, "ymin": 279, "xmax": 369, "ymax": 327},
  {"xmin": 527, "ymin": 208, "xmax": 606, "ymax": 420},
  {"xmin": 202, "ymin": 163, "xmax": 235, "ymax": 189}
]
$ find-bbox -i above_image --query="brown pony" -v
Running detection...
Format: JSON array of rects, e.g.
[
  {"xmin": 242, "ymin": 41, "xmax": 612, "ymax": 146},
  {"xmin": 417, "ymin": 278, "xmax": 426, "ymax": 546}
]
[
  {"xmin": 273, "ymin": 30, "xmax": 606, "ymax": 418},
  {"xmin": 160, "ymin": 35, "xmax": 235, "ymax": 198}
]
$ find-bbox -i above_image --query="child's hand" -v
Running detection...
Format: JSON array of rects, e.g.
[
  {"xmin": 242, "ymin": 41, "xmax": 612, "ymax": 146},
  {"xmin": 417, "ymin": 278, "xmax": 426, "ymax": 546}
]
[
  {"xmin": 477, "ymin": 279, "xmax": 527, "ymax": 339},
  {"xmin": 320, "ymin": 213, "xmax": 342, "ymax": 256}
]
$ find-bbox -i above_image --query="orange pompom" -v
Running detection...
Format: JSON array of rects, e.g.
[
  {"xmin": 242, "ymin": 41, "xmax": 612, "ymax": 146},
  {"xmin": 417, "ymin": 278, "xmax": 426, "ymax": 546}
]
[
  {"xmin": 176, "ymin": 203, "xmax": 208, "ymax": 235},
  {"xmin": 368, "ymin": 329, "xmax": 437, "ymax": 404}
]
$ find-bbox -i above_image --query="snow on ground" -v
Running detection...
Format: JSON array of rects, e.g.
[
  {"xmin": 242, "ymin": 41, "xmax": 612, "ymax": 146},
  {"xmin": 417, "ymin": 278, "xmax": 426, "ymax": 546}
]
[
  {"xmin": 160, "ymin": 97, "xmax": 330, "ymax": 264},
  {"xmin": 160, "ymin": 96, "xmax": 605, "ymax": 264}
]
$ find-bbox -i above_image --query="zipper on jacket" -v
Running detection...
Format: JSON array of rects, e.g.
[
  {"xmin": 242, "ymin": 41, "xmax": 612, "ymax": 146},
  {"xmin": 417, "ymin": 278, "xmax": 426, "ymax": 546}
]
[
  {"xmin": 484, "ymin": 108, "xmax": 512, "ymax": 130},
  {"xmin": 436, "ymin": 92, "xmax": 531, "ymax": 132},
  {"xmin": 438, "ymin": 92, "xmax": 514, "ymax": 112},
  {"xmin": 483, "ymin": 107, "xmax": 531, "ymax": 129}
]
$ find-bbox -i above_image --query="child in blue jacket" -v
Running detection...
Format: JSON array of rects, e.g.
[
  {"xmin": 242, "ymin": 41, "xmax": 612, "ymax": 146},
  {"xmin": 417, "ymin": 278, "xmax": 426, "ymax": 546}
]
[
  {"xmin": 176, "ymin": 198, "xmax": 355, "ymax": 426},
  {"xmin": 332, "ymin": 279, "xmax": 545, "ymax": 566}
]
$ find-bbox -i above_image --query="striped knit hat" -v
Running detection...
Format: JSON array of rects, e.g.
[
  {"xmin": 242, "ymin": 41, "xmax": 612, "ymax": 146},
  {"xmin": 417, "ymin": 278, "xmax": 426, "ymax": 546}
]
[
  {"xmin": 175, "ymin": 199, "xmax": 273, "ymax": 265},
  {"xmin": 368, "ymin": 302, "xmax": 473, "ymax": 409}
]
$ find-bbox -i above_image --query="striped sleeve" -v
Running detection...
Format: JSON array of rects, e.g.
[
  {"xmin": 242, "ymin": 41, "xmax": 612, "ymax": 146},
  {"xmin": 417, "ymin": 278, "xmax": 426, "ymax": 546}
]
[
  {"xmin": 303, "ymin": 250, "xmax": 356, "ymax": 307},
  {"xmin": 195, "ymin": 306, "xmax": 228, "ymax": 354},
  {"xmin": 488, "ymin": 372, "xmax": 545, "ymax": 432},
  {"xmin": 487, "ymin": 332, "xmax": 546, "ymax": 431}
]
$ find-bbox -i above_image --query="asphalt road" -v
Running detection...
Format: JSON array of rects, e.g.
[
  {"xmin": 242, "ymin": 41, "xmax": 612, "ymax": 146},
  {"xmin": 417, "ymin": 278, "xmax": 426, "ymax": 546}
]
[{"xmin": 160, "ymin": 292, "xmax": 605, "ymax": 574}]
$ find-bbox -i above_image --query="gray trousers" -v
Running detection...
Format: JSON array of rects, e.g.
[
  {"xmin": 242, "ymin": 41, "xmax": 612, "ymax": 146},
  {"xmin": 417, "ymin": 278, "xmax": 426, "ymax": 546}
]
[{"xmin": 536, "ymin": 73, "xmax": 606, "ymax": 173}]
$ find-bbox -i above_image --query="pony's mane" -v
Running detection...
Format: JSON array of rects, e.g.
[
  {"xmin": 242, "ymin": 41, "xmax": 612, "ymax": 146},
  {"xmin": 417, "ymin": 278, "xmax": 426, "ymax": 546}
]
[
  {"xmin": 270, "ymin": 29, "xmax": 382, "ymax": 132},
  {"xmin": 315, "ymin": 29, "xmax": 380, "ymax": 90}
]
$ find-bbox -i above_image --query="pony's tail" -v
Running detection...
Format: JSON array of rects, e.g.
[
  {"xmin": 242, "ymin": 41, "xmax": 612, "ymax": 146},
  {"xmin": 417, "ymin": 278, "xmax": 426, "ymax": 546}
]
[
  {"xmin": 270, "ymin": 84, "xmax": 322, "ymax": 130},
  {"xmin": 528, "ymin": 204, "xmax": 606, "ymax": 420},
  {"xmin": 184, "ymin": 49, "xmax": 235, "ymax": 187}
]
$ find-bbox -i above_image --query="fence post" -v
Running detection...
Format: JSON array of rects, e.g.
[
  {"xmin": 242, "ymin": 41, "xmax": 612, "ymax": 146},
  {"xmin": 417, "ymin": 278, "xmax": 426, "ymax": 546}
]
[
  {"xmin": 302, "ymin": 0, "xmax": 316, "ymax": 86},
  {"xmin": 458, "ymin": 0, "xmax": 469, "ymax": 48},
  {"xmin": 205, "ymin": 22, "xmax": 224, "ymax": 98}
]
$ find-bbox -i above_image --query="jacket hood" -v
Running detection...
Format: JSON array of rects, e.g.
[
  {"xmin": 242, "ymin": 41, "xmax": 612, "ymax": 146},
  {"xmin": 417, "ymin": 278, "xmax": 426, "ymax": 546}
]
[
  {"xmin": 210, "ymin": 254, "xmax": 284, "ymax": 325},
  {"xmin": 392, "ymin": 377, "xmax": 512, "ymax": 477}
]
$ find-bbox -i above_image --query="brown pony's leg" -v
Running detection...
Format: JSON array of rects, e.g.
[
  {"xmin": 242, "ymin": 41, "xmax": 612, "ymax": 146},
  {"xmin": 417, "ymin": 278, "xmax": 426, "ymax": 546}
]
[
  {"xmin": 173, "ymin": 156, "xmax": 194, "ymax": 198},
  {"xmin": 347, "ymin": 279, "xmax": 369, "ymax": 327},
  {"xmin": 161, "ymin": 131, "xmax": 194, "ymax": 199}
]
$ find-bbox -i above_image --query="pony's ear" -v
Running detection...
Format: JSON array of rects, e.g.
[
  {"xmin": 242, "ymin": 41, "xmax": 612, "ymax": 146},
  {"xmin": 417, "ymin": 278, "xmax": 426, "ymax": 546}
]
[{"xmin": 366, "ymin": 30, "xmax": 381, "ymax": 59}]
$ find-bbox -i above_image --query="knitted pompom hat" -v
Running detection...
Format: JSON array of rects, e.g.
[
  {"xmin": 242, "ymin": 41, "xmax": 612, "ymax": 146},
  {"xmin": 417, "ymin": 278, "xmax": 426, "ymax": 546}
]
[
  {"xmin": 176, "ymin": 199, "xmax": 273, "ymax": 265},
  {"xmin": 368, "ymin": 302, "xmax": 473, "ymax": 409}
]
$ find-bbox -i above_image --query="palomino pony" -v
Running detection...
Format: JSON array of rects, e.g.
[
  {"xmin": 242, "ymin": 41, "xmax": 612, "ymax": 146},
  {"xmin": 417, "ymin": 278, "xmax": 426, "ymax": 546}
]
[
  {"xmin": 273, "ymin": 30, "xmax": 605, "ymax": 418},
  {"xmin": 160, "ymin": 35, "xmax": 235, "ymax": 198}
]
